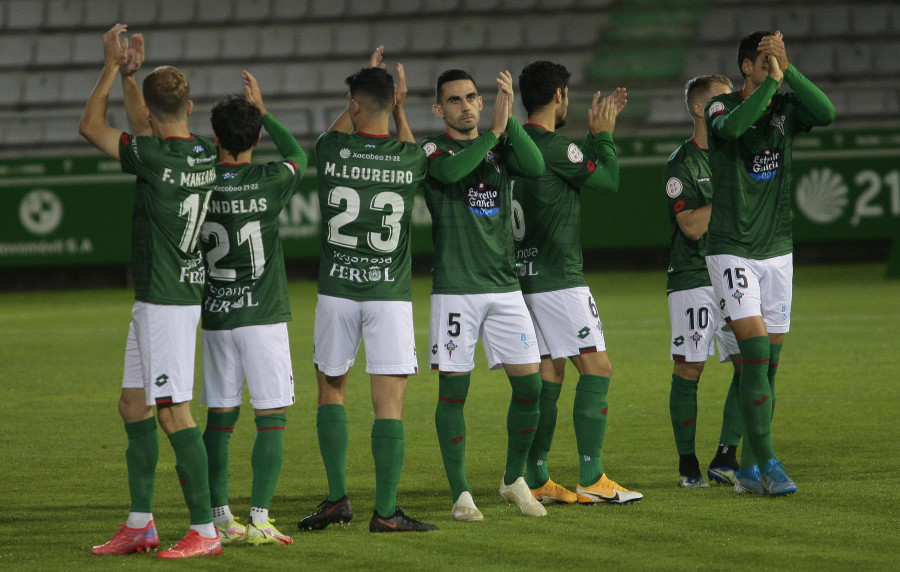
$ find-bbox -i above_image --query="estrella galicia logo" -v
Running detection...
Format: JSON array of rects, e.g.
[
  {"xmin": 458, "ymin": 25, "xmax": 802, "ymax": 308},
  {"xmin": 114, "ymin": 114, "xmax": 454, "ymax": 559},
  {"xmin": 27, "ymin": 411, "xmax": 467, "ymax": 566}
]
[
  {"xmin": 467, "ymin": 182, "xmax": 500, "ymax": 217},
  {"xmin": 745, "ymin": 149, "xmax": 780, "ymax": 181}
]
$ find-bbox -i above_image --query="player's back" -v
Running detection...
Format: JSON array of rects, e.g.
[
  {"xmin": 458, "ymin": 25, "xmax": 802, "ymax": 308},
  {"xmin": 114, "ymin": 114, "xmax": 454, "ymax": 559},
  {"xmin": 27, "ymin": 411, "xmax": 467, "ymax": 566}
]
[
  {"xmin": 200, "ymin": 160, "xmax": 301, "ymax": 329},
  {"xmin": 119, "ymin": 133, "xmax": 217, "ymax": 305},
  {"xmin": 316, "ymin": 131, "xmax": 426, "ymax": 301}
]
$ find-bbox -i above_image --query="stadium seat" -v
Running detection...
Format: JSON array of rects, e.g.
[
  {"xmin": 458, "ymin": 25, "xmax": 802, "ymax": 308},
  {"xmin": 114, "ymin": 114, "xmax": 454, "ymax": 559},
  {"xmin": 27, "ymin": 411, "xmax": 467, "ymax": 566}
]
[
  {"xmin": 1, "ymin": 117, "xmax": 44, "ymax": 146},
  {"xmin": 220, "ymin": 27, "xmax": 259, "ymax": 61},
  {"xmin": 811, "ymin": 5, "xmax": 850, "ymax": 37},
  {"xmin": 234, "ymin": 0, "xmax": 274, "ymax": 22},
  {"xmin": 851, "ymin": 4, "xmax": 890, "ymax": 35},
  {"xmin": 0, "ymin": 34, "xmax": 33, "ymax": 68},
  {"xmin": 559, "ymin": 14, "xmax": 602, "ymax": 48},
  {"xmin": 121, "ymin": 0, "xmax": 159, "ymax": 26},
  {"xmin": 194, "ymin": 0, "xmax": 235, "ymax": 24},
  {"xmin": 270, "ymin": 0, "xmax": 310, "ymax": 20},
  {"xmin": 410, "ymin": 20, "xmax": 449, "ymax": 54},
  {"xmin": 34, "ymin": 34, "xmax": 74, "ymax": 67},
  {"xmin": 23, "ymin": 72, "xmax": 61, "ymax": 105},
  {"xmin": 523, "ymin": 17, "xmax": 562, "ymax": 49},
  {"xmin": 149, "ymin": 30, "xmax": 188, "ymax": 64},
  {"xmin": 447, "ymin": 18, "xmax": 488, "ymax": 53},
  {"xmin": 647, "ymin": 95, "xmax": 687, "ymax": 125},
  {"xmin": 773, "ymin": 6, "xmax": 813, "ymax": 39},
  {"xmin": 59, "ymin": 70, "xmax": 103, "ymax": 105},
  {"xmin": 333, "ymin": 23, "xmax": 372, "ymax": 57},
  {"xmin": 835, "ymin": 42, "xmax": 874, "ymax": 77},
  {"xmin": 400, "ymin": 58, "xmax": 436, "ymax": 94},
  {"xmin": 0, "ymin": 72, "xmax": 24, "ymax": 107},
  {"xmin": 310, "ymin": 0, "xmax": 346, "ymax": 18},
  {"xmin": 6, "ymin": 0, "xmax": 44, "ymax": 30},
  {"xmin": 281, "ymin": 62, "xmax": 322, "ymax": 96},
  {"xmin": 42, "ymin": 115, "xmax": 82, "ymax": 145},
  {"xmin": 296, "ymin": 24, "xmax": 334, "ymax": 57},
  {"xmin": 697, "ymin": 10, "xmax": 735, "ymax": 42},
  {"xmin": 259, "ymin": 26, "xmax": 297, "ymax": 58},
  {"xmin": 183, "ymin": 28, "xmax": 224, "ymax": 62},
  {"xmin": 45, "ymin": 0, "xmax": 84, "ymax": 29},
  {"xmin": 82, "ymin": 0, "xmax": 120, "ymax": 28},
  {"xmin": 733, "ymin": 7, "xmax": 774, "ymax": 35},
  {"xmin": 72, "ymin": 33, "xmax": 103, "ymax": 66},
  {"xmin": 155, "ymin": 0, "xmax": 196, "ymax": 25},
  {"xmin": 371, "ymin": 21, "xmax": 410, "ymax": 52},
  {"xmin": 487, "ymin": 19, "xmax": 524, "ymax": 51},
  {"xmin": 874, "ymin": 42, "xmax": 900, "ymax": 75}
]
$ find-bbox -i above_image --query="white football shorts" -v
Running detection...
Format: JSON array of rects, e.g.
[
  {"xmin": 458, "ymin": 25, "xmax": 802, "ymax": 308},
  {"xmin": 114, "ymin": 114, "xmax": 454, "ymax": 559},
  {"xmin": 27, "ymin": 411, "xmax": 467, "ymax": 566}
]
[
  {"xmin": 122, "ymin": 301, "xmax": 200, "ymax": 406},
  {"xmin": 313, "ymin": 294, "xmax": 418, "ymax": 377},
  {"xmin": 429, "ymin": 291, "xmax": 539, "ymax": 372},
  {"xmin": 201, "ymin": 322, "xmax": 295, "ymax": 409},
  {"xmin": 523, "ymin": 286, "xmax": 607, "ymax": 359},
  {"xmin": 706, "ymin": 253, "xmax": 793, "ymax": 334},
  {"xmin": 668, "ymin": 285, "xmax": 740, "ymax": 363}
]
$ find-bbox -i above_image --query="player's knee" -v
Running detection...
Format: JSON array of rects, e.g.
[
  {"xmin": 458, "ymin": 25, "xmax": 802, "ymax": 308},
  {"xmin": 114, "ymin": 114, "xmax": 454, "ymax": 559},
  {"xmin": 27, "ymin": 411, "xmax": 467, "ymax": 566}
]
[{"xmin": 673, "ymin": 360, "xmax": 705, "ymax": 380}]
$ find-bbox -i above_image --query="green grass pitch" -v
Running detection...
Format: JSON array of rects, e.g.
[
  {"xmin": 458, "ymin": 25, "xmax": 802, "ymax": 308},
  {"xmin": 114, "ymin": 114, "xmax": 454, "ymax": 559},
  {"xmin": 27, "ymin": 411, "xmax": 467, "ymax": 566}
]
[{"xmin": 0, "ymin": 263, "xmax": 897, "ymax": 571}]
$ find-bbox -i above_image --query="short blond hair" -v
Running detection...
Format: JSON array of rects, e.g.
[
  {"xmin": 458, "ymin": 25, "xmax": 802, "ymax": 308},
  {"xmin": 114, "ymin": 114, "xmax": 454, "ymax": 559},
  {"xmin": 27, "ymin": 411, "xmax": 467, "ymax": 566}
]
[
  {"xmin": 142, "ymin": 66, "xmax": 190, "ymax": 122},
  {"xmin": 684, "ymin": 74, "xmax": 732, "ymax": 113}
]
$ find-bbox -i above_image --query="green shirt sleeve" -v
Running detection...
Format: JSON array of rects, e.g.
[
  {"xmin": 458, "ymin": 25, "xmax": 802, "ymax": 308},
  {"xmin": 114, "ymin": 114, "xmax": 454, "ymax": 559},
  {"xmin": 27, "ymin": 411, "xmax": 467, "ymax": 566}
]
[
  {"xmin": 579, "ymin": 131, "xmax": 619, "ymax": 194},
  {"xmin": 708, "ymin": 77, "xmax": 779, "ymax": 140},
  {"xmin": 263, "ymin": 113, "xmax": 308, "ymax": 171},
  {"xmin": 783, "ymin": 65, "xmax": 837, "ymax": 127},
  {"xmin": 503, "ymin": 116, "xmax": 545, "ymax": 178},
  {"xmin": 427, "ymin": 132, "xmax": 499, "ymax": 184}
]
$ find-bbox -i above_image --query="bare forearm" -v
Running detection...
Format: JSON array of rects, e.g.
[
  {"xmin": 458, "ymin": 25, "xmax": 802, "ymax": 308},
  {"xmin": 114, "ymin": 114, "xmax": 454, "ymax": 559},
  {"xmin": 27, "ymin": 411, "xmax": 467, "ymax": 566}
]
[{"xmin": 123, "ymin": 75, "xmax": 150, "ymax": 135}]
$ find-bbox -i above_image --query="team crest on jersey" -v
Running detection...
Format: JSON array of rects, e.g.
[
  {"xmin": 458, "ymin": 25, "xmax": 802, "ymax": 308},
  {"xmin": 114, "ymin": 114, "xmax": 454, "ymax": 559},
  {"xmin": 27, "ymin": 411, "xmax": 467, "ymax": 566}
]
[
  {"xmin": 193, "ymin": 145, "xmax": 205, "ymax": 153},
  {"xmin": 339, "ymin": 148, "xmax": 352, "ymax": 159},
  {"xmin": 223, "ymin": 172, "xmax": 236, "ymax": 179},
  {"xmin": 691, "ymin": 331, "xmax": 703, "ymax": 348},
  {"xmin": 485, "ymin": 150, "xmax": 501, "ymax": 174},
  {"xmin": 367, "ymin": 265, "xmax": 383, "ymax": 282},
  {"xmin": 666, "ymin": 177, "xmax": 683, "ymax": 198},
  {"xmin": 732, "ymin": 289, "xmax": 744, "ymax": 305},
  {"xmin": 423, "ymin": 142, "xmax": 438, "ymax": 157},
  {"xmin": 567, "ymin": 143, "xmax": 584, "ymax": 163},
  {"xmin": 444, "ymin": 340, "xmax": 457, "ymax": 357},
  {"xmin": 771, "ymin": 114, "xmax": 786, "ymax": 135}
]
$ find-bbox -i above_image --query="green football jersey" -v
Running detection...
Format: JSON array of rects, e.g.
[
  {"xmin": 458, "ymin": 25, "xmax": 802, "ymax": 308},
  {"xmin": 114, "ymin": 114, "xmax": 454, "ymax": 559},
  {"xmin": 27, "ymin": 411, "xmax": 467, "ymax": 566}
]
[
  {"xmin": 200, "ymin": 159, "xmax": 301, "ymax": 329},
  {"xmin": 512, "ymin": 125, "xmax": 618, "ymax": 294},
  {"xmin": 421, "ymin": 119, "xmax": 544, "ymax": 295},
  {"xmin": 118, "ymin": 133, "xmax": 217, "ymax": 305},
  {"xmin": 316, "ymin": 130, "xmax": 426, "ymax": 301},
  {"xmin": 664, "ymin": 138, "xmax": 714, "ymax": 293},
  {"xmin": 705, "ymin": 84, "xmax": 809, "ymax": 259}
]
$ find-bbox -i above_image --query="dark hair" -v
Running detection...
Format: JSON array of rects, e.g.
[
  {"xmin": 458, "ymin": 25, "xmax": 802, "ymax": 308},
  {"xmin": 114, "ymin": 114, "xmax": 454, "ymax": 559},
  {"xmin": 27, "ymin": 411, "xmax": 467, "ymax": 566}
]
[
  {"xmin": 737, "ymin": 31, "xmax": 771, "ymax": 77},
  {"xmin": 143, "ymin": 66, "xmax": 190, "ymax": 122},
  {"xmin": 518, "ymin": 61, "xmax": 570, "ymax": 115},
  {"xmin": 435, "ymin": 69, "xmax": 477, "ymax": 103},
  {"xmin": 345, "ymin": 67, "xmax": 395, "ymax": 112},
  {"xmin": 210, "ymin": 94, "xmax": 263, "ymax": 158},
  {"xmin": 684, "ymin": 74, "xmax": 733, "ymax": 111}
]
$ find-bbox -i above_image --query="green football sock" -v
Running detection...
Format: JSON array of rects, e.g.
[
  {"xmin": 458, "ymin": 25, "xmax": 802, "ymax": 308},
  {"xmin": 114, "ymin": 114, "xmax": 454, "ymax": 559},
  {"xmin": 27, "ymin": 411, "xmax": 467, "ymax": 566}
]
[
  {"xmin": 574, "ymin": 374, "xmax": 610, "ymax": 487},
  {"xmin": 738, "ymin": 336, "xmax": 775, "ymax": 465},
  {"xmin": 504, "ymin": 373, "xmax": 541, "ymax": 485},
  {"xmin": 768, "ymin": 342, "xmax": 782, "ymax": 418},
  {"xmin": 203, "ymin": 408, "xmax": 240, "ymax": 508},
  {"xmin": 167, "ymin": 427, "xmax": 213, "ymax": 525},
  {"xmin": 372, "ymin": 419, "xmax": 404, "ymax": 518},
  {"xmin": 435, "ymin": 374, "xmax": 470, "ymax": 501},
  {"xmin": 669, "ymin": 374, "xmax": 699, "ymax": 456},
  {"xmin": 316, "ymin": 404, "xmax": 349, "ymax": 501},
  {"xmin": 125, "ymin": 417, "xmax": 158, "ymax": 513},
  {"xmin": 250, "ymin": 413, "xmax": 286, "ymax": 510},
  {"xmin": 718, "ymin": 370, "xmax": 744, "ymax": 446},
  {"xmin": 525, "ymin": 379, "xmax": 562, "ymax": 489}
]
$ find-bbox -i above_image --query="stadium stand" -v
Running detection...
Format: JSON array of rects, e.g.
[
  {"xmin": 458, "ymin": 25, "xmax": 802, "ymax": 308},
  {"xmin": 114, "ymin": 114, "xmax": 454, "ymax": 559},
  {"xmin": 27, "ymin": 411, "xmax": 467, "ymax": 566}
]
[{"xmin": 0, "ymin": 0, "xmax": 897, "ymax": 155}]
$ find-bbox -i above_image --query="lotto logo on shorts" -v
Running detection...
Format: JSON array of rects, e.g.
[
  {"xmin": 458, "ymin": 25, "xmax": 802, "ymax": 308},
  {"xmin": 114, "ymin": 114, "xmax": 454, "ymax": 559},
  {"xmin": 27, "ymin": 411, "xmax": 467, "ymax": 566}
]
[{"xmin": 520, "ymin": 333, "xmax": 537, "ymax": 349}]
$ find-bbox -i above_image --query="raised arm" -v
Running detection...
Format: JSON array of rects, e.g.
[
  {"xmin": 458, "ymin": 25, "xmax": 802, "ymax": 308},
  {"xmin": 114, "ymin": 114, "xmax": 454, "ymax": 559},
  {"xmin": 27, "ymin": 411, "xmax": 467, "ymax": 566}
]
[
  {"xmin": 244, "ymin": 70, "xmax": 307, "ymax": 170},
  {"xmin": 122, "ymin": 32, "xmax": 150, "ymax": 135},
  {"xmin": 392, "ymin": 63, "xmax": 415, "ymax": 143},
  {"xmin": 79, "ymin": 24, "xmax": 130, "ymax": 159},
  {"xmin": 577, "ymin": 90, "xmax": 625, "ymax": 194},
  {"xmin": 759, "ymin": 31, "xmax": 835, "ymax": 127}
]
